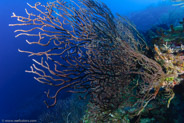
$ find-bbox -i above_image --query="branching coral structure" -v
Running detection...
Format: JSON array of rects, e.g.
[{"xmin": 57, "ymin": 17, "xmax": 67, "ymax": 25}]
[{"xmin": 10, "ymin": 0, "xmax": 184, "ymax": 122}]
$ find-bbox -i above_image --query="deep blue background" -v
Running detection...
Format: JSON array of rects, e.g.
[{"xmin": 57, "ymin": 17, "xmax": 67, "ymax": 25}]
[{"xmin": 0, "ymin": 0, "xmax": 168, "ymax": 121}]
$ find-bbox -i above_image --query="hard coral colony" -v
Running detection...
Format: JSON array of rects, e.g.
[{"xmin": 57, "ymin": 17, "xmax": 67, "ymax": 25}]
[{"xmin": 9, "ymin": 0, "xmax": 184, "ymax": 122}]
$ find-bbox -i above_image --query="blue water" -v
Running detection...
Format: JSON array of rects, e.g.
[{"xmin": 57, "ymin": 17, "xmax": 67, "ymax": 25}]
[{"xmin": 0, "ymin": 0, "xmax": 182, "ymax": 122}]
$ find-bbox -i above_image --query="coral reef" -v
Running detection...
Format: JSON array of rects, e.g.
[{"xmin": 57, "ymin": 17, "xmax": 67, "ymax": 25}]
[
  {"xmin": 153, "ymin": 20, "xmax": 184, "ymax": 108},
  {"xmin": 9, "ymin": 0, "xmax": 184, "ymax": 122}
]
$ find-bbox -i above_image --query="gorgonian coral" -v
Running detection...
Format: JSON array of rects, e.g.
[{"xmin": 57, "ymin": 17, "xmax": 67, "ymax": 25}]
[{"xmin": 10, "ymin": 0, "xmax": 170, "ymax": 121}]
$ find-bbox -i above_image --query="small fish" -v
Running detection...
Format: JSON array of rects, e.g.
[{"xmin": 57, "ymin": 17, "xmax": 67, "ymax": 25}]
[
  {"xmin": 171, "ymin": 0, "xmax": 184, "ymax": 2},
  {"xmin": 170, "ymin": 0, "xmax": 184, "ymax": 7}
]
